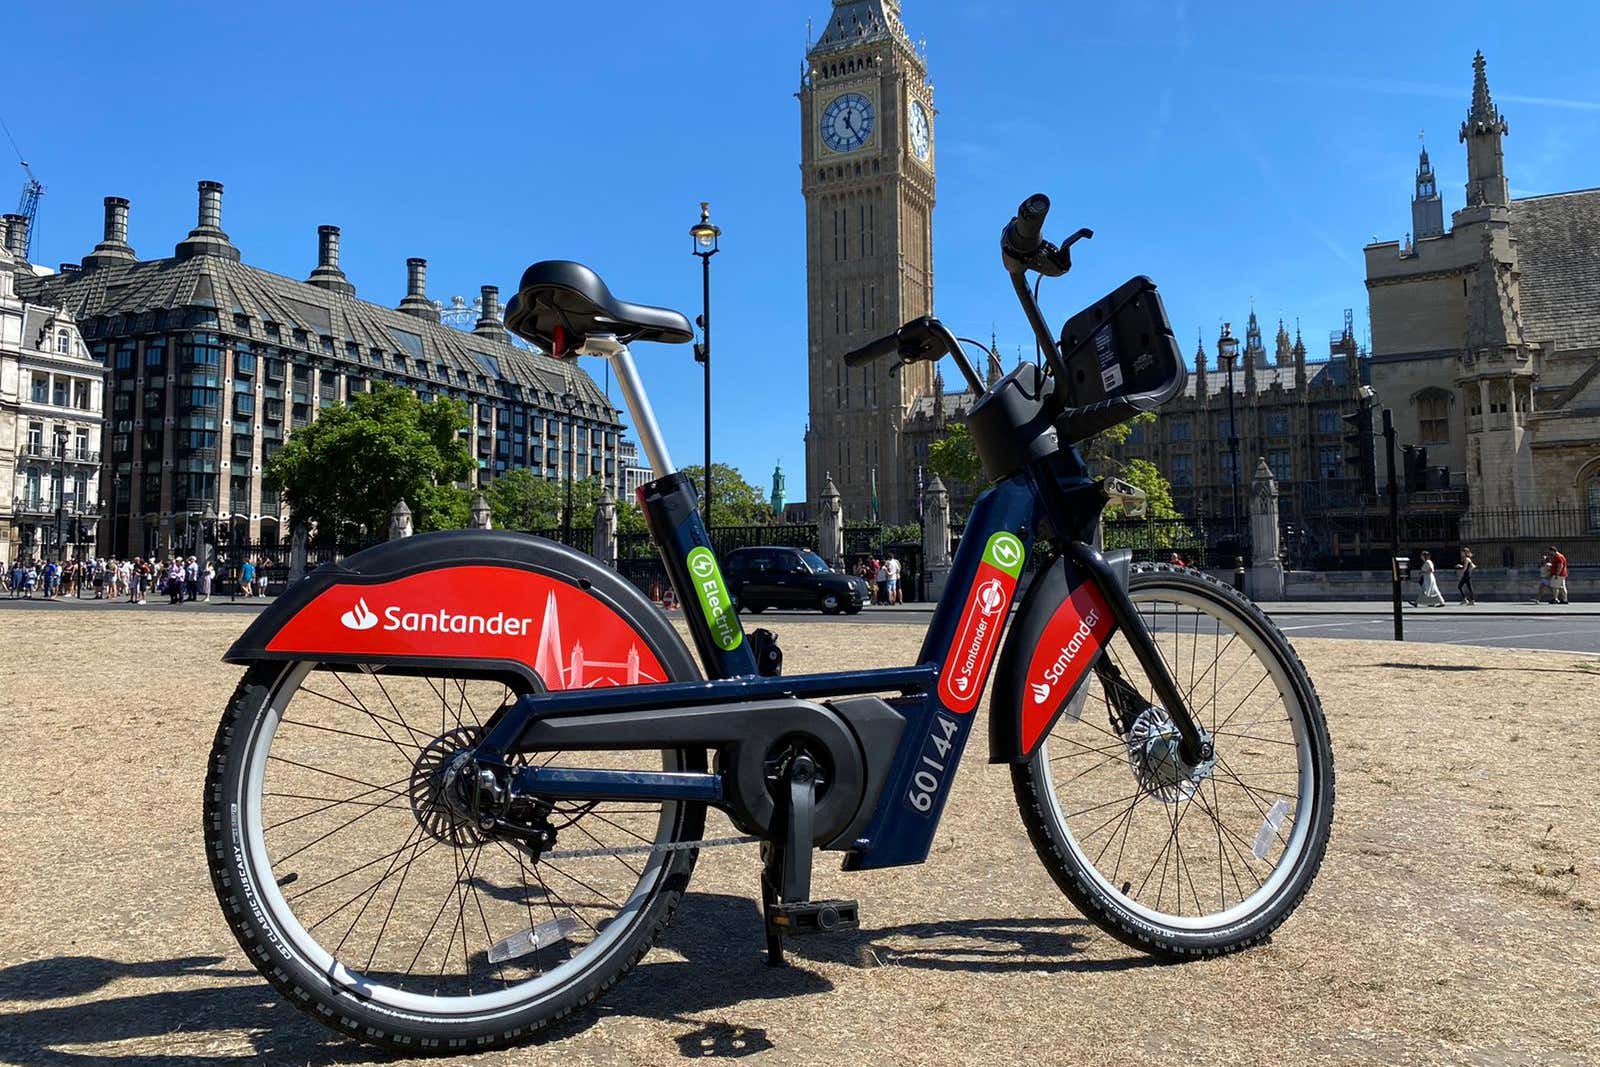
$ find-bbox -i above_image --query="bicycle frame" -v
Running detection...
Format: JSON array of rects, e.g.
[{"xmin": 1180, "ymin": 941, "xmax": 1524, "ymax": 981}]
[{"xmin": 471, "ymin": 344, "xmax": 1205, "ymax": 869}]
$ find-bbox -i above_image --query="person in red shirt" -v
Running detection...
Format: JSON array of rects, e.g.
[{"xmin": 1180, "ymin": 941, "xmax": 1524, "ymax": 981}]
[{"xmin": 1548, "ymin": 546, "xmax": 1570, "ymax": 604}]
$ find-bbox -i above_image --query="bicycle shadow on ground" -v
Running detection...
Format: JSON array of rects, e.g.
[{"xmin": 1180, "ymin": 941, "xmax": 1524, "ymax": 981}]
[
  {"xmin": 0, "ymin": 894, "xmax": 1144, "ymax": 1064},
  {"xmin": 1372, "ymin": 661, "xmax": 1600, "ymax": 676}
]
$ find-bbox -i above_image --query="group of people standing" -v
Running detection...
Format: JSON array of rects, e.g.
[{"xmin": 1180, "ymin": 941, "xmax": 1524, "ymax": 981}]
[
  {"xmin": 856, "ymin": 554, "xmax": 904, "ymax": 605},
  {"xmin": 4, "ymin": 556, "xmax": 221, "ymax": 603}
]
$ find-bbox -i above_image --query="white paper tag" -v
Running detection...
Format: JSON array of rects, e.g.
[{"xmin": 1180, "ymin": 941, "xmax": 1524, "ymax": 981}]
[{"xmin": 1252, "ymin": 799, "xmax": 1291, "ymax": 860}]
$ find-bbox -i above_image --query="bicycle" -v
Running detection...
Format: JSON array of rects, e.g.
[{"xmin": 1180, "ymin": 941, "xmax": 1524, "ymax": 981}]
[{"xmin": 204, "ymin": 193, "xmax": 1334, "ymax": 1053}]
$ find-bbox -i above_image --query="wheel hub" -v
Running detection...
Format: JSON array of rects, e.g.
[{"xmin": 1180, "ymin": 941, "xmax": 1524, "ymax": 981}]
[
  {"xmin": 1126, "ymin": 707, "xmax": 1214, "ymax": 804},
  {"xmin": 409, "ymin": 726, "xmax": 490, "ymax": 847}
]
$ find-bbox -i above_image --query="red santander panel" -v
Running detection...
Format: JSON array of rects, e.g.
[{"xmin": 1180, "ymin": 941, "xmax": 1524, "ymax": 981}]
[
  {"xmin": 264, "ymin": 565, "xmax": 665, "ymax": 690},
  {"xmin": 1020, "ymin": 581, "xmax": 1117, "ymax": 751}
]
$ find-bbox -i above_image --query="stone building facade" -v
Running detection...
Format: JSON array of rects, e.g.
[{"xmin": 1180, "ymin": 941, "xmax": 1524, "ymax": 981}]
[
  {"xmin": 0, "ymin": 218, "xmax": 104, "ymax": 563},
  {"xmin": 1365, "ymin": 51, "xmax": 1600, "ymax": 524},
  {"xmin": 801, "ymin": 0, "xmax": 937, "ymax": 524},
  {"xmin": 1113, "ymin": 313, "xmax": 1370, "ymax": 532},
  {"xmin": 17, "ymin": 181, "xmax": 620, "ymax": 558}
]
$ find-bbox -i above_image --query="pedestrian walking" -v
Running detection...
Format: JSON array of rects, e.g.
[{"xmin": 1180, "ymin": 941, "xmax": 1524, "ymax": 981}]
[
  {"xmin": 1456, "ymin": 547, "xmax": 1477, "ymax": 605},
  {"xmin": 1537, "ymin": 552, "xmax": 1553, "ymax": 603},
  {"xmin": 184, "ymin": 556, "xmax": 199, "ymax": 602},
  {"xmin": 873, "ymin": 557, "xmax": 888, "ymax": 606},
  {"xmin": 1548, "ymin": 545, "xmax": 1569, "ymax": 604},
  {"xmin": 201, "ymin": 560, "xmax": 214, "ymax": 602},
  {"xmin": 1417, "ymin": 550, "xmax": 1446, "ymax": 606},
  {"xmin": 166, "ymin": 559, "xmax": 185, "ymax": 605},
  {"xmin": 886, "ymin": 554, "xmax": 902, "ymax": 605}
]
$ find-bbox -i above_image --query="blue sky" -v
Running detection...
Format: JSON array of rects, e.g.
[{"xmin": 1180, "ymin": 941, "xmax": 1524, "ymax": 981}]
[{"xmin": 10, "ymin": 1, "xmax": 1600, "ymax": 495}]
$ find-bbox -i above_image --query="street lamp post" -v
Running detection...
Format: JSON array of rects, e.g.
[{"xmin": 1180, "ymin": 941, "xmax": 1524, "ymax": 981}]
[
  {"xmin": 1217, "ymin": 324, "xmax": 1242, "ymax": 554},
  {"xmin": 689, "ymin": 202, "xmax": 721, "ymax": 527},
  {"xmin": 111, "ymin": 470, "xmax": 122, "ymax": 559},
  {"xmin": 561, "ymin": 387, "xmax": 579, "ymax": 547},
  {"xmin": 52, "ymin": 425, "xmax": 69, "ymax": 561}
]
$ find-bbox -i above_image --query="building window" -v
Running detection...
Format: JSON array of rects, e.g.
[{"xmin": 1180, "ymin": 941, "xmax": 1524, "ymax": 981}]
[
  {"xmin": 1221, "ymin": 452, "xmax": 1237, "ymax": 482},
  {"xmin": 30, "ymin": 374, "xmax": 48, "ymax": 404},
  {"xmin": 1169, "ymin": 418, "xmax": 1191, "ymax": 442},
  {"xmin": 1588, "ymin": 478, "xmax": 1600, "ymax": 533},
  {"xmin": 1217, "ymin": 415, "xmax": 1235, "ymax": 440},
  {"xmin": 145, "ymin": 343, "xmax": 167, "ymax": 368},
  {"xmin": 1169, "ymin": 454, "xmax": 1193, "ymax": 486},
  {"xmin": 1417, "ymin": 389, "xmax": 1451, "ymax": 444},
  {"xmin": 1266, "ymin": 413, "xmax": 1288, "ymax": 436},
  {"xmin": 1316, "ymin": 407, "xmax": 1340, "ymax": 433},
  {"xmin": 56, "ymin": 330, "xmax": 70, "ymax": 354},
  {"xmin": 52, "ymin": 379, "xmax": 69, "ymax": 407},
  {"xmin": 1319, "ymin": 445, "xmax": 1343, "ymax": 480},
  {"xmin": 1268, "ymin": 450, "xmax": 1292, "ymax": 483}
]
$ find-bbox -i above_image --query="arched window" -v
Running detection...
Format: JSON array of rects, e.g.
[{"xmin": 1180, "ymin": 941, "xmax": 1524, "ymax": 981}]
[
  {"xmin": 1415, "ymin": 387, "xmax": 1451, "ymax": 444},
  {"xmin": 1581, "ymin": 459, "xmax": 1600, "ymax": 531}
]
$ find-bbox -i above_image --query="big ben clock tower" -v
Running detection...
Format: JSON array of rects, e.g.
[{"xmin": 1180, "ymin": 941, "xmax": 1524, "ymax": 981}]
[{"xmin": 800, "ymin": 0, "xmax": 935, "ymax": 524}]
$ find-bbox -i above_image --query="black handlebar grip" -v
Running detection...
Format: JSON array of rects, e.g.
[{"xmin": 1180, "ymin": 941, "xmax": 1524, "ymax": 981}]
[
  {"xmin": 842, "ymin": 331, "xmax": 902, "ymax": 368},
  {"xmin": 1008, "ymin": 193, "xmax": 1051, "ymax": 254}
]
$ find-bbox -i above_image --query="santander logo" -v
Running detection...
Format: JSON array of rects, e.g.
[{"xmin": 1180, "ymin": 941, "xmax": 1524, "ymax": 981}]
[
  {"xmin": 1030, "ymin": 681, "xmax": 1051, "ymax": 705},
  {"xmin": 341, "ymin": 598, "xmax": 379, "ymax": 631}
]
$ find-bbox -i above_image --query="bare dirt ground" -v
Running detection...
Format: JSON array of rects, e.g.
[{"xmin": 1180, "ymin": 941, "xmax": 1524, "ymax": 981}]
[{"xmin": 0, "ymin": 612, "xmax": 1595, "ymax": 1066}]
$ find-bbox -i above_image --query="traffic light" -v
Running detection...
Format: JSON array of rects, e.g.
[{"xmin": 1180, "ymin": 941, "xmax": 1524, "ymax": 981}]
[{"xmin": 1341, "ymin": 400, "xmax": 1377, "ymax": 500}]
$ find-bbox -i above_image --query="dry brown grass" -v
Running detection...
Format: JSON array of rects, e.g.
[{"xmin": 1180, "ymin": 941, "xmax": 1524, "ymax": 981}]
[{"xmin": 0, "ymin": 610, "xmax": 1596, "ymax": 1066}]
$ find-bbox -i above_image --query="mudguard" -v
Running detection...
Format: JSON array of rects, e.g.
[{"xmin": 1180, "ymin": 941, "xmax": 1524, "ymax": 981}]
[
  {"xmin": 987, "ymin": 548, "xmax": 1131, "ymax": 763},
  {"xmin": 223, "ymin": 530, "xmax": 698, "ymax": 691}
]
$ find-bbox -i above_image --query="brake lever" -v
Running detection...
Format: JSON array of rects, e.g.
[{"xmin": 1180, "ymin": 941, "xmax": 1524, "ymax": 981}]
[{"xmin": 1039, "ymin": 228, "xmax": 1094, "ymax": 276}]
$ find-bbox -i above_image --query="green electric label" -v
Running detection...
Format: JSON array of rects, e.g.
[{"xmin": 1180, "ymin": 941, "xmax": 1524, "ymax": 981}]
[
  {"xmin": 686, "ymin": 547, "xmax": 743, "ymax": 652},
  {"xmin": 982, "ymin": 531, "xmax": 1026, "ymax": 577}
]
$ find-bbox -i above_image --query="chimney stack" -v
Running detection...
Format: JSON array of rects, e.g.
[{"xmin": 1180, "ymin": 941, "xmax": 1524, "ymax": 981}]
[
  {"xmin": 306, "ymin": 224, "xmax": 355, "ymax": 296},
  {"xmin": 174, "ymin": 179, "xmax": 240, "ymax": 261},
  {"xmin": 198, "ymin": 180, "xmax": 223, "ymax": 229},
  {"xmin": 3, "ymin": 214, "xmax": 30, "ymax": 259},
  {"xmin": 397, "ymin": 257, "xmax": 440, "ymax": 321},
  {"xmin": 83, "ymin": 195, "xmax": 137, "ymax": 270},
  {"xmin": 473, "ymin": 284, "xmax": 506, "ymax": 337}
]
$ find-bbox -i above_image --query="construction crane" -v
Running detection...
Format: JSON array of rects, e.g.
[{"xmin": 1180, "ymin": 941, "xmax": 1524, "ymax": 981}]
[
  {"xmin": 0, "ymin": 112, "xmax": 43, "ymax": 259},
  {"xmin": 15, "ymin": 160, "xmax": 43, "ymax": 258}
]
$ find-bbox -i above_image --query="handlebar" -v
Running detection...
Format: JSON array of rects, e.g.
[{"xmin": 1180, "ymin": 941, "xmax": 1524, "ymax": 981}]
[
  {"xmin": 841, "ymin": 316, "xmax": 986, "ymax": 393},
  {"xmin": 1002, "ymin": 193, "xmax": 1051, "ymax": 260}
]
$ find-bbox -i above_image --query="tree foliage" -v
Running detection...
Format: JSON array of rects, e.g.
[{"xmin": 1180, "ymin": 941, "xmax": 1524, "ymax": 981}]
[
  {"xmin": 676, "ymin": 464, "xmax": 772, "ymax": 526},
  {"xmin": 485, "ymin": 471, "xmax": 645, "ymax": 534},
  {"xmin": 927, "ymin": 422, "xmax": 983, "ymax": 486},
  {"xmin": 264, "ymin": 385, "xmax": 474, "ymax": 538}
]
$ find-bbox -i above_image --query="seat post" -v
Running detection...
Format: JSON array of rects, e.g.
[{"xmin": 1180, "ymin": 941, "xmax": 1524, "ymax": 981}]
[{"xmin": 577, "ymin": 334, "xmax": 674, "ymax": 476}]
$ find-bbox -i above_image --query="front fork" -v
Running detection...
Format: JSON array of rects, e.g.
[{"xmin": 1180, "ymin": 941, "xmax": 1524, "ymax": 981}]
[{"xmin": 1029, "ymin": 464, "xmax": 1212, "ymax": 767}]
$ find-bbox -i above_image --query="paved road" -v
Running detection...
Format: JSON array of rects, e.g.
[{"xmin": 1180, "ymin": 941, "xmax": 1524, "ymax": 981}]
[{"xmin": 3, "ymin": 594, "xmax": 1598, "ymax": 652}]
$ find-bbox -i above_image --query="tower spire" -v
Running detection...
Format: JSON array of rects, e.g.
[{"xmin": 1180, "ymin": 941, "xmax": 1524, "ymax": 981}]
[
  {"xmin": 1412, "ymin": 132, "xmax": 1444, "ymax": 238},
  {"xmin": 1459, "ymin": 50, "xmax": 1510, "ymax": 209}
]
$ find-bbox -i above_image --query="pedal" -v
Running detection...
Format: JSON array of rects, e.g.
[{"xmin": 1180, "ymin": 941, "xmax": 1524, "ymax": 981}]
[{"xmin": 767, "ymin": 899, "xmax": 860, "ymax": 936}]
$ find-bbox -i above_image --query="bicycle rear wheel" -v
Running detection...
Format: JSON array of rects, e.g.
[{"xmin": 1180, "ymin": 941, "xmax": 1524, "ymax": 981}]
[
  {"xmin": 1013, "ymin": 563, "xmax": 1334, "ymax": 956},
  {"xmin": 204, "ymin": 660, "xmax": 704, "ymax": 1053}
]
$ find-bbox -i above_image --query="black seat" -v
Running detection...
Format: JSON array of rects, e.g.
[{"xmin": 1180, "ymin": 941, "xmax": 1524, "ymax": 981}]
[{"xmin": 505, "ymin": 260, "xmax": 694, "ymax": 351}]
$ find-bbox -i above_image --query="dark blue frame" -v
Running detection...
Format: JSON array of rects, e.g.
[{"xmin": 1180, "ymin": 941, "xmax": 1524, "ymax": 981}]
[{"xmin": 475, "ymin": 473, "xmax": 1043, "ymax": 871}]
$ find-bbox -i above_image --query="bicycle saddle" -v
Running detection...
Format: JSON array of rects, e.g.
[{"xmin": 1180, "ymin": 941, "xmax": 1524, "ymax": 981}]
[{"xmin": 505, "ymin": 260, "xmax": 694, "ymax": 352}]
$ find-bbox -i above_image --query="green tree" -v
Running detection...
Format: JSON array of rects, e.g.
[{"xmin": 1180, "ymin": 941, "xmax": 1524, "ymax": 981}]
[
  {"xmin": 927, "ymin": 422, "xmax": 983, "ymax": 486},
  {"xmin": 264, "ymin": 385, "xmax": 474, "ymax": 538},
  {"xmin": 486, "ymin": 470, "xmax": 647, "ymax": 534},
  {"xmin": 677, "ymin": 464, "xmax": 772, "ymax": 526}
]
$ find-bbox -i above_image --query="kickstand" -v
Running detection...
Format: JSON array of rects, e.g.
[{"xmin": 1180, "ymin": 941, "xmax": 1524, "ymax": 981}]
[{"xmin": 760, "ymin": 754, "xmax": 818, "ymax": 966}]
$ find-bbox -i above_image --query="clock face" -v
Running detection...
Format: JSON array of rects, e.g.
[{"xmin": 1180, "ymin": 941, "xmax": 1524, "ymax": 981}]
[
  {"xmin": 908, "ymin": 99, "xmax": 931, "ymax": 161},
  {"xmin": 821, "ymin": 93, "xmax": 875, "ymax": 154}
]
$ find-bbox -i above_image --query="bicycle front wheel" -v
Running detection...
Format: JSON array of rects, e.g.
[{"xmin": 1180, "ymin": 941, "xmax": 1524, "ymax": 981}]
[{"xmin": 1013, "ymin": 563, "xmax": 1334, "ymax": 956}]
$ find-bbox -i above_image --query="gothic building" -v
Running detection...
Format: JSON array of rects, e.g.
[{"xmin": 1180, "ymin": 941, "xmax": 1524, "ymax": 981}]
[
  {"xmin": 1110, "ymin": 312, "xmax": 1370, "ymax": 532},
  {"xmin": 800, "ymin": 0, "xmax": 936, "ymax": 524},
  {"xmin": 1365, "ymin": 51, "xmax": 1600, "ymax": 523},
  {"xmin": 16, "ymin": 181, "xmax": 620, "ymax": 557}
]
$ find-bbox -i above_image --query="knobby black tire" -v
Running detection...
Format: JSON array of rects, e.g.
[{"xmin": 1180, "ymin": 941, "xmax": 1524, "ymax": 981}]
[
  {"xmin": 1011, "ymin": 562, "xmax": 1335, "ymax": 958},
  {"xmin": 203, "ymin": 661, "xmax": 706, "ymax": 1054}
]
